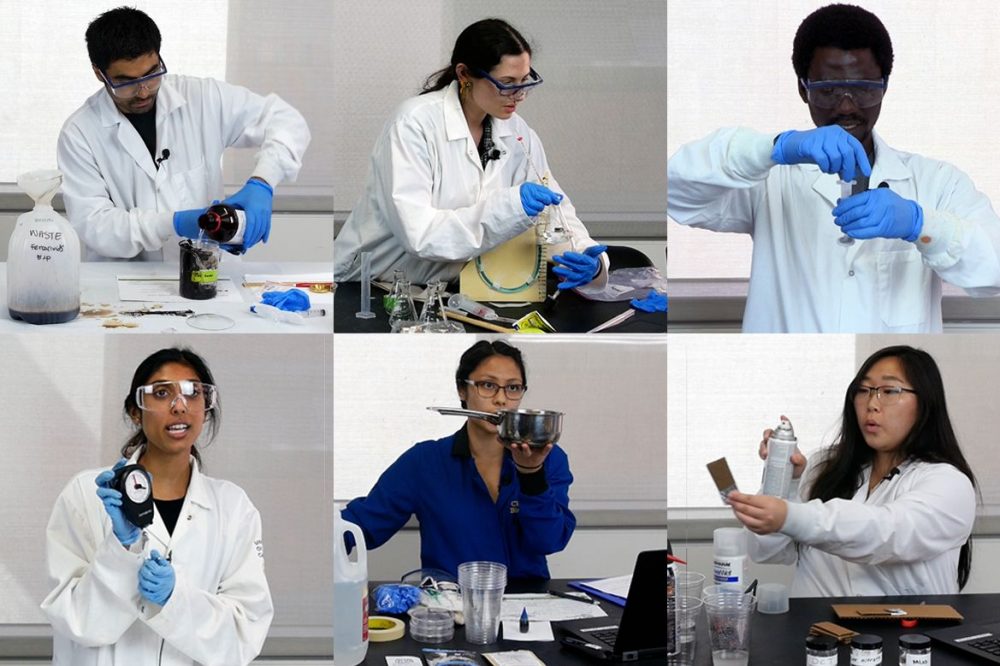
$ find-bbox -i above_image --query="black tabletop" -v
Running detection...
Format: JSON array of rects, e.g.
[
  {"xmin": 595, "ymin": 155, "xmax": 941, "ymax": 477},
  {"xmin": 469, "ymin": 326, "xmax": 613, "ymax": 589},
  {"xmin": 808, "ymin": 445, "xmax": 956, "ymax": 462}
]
[
  {"xmin": 689, "ymin": 593, "xmax": 1000, "ymax": 665},
  {"xmin": 360, "ymin": 580, "xmax": 622, "ymax": 665},
  {"xmin": 334, "ymin": 281, "xmax": 667, "ymax": 334}
]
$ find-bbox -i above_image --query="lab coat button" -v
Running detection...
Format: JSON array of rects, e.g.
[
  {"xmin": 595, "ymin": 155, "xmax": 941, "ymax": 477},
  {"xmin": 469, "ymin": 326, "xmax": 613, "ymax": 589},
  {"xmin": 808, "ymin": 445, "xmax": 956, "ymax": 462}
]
[
  {"xmin": 187, "ymin": 515, "xmax": 192, "ymax": 520},
  {"xmin": 848, "ymin": 270, "xmax": 855, "ymax": 277}
]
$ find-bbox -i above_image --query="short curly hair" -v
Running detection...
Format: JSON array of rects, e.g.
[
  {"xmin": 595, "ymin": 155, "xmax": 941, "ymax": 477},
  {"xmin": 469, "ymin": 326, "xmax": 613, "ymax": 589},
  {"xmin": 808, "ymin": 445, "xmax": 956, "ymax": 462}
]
[{"xmin": 792, "ymin": 4, "xmax": 893, "ymax": 81}]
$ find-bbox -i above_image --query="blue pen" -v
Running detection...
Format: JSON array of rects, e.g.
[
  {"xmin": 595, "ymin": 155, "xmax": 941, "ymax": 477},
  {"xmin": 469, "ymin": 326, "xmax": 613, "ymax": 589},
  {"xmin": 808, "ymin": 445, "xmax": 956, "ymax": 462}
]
[{"xmin": 520, "ymin": 606, "xmax": 529, "ymax": 633}]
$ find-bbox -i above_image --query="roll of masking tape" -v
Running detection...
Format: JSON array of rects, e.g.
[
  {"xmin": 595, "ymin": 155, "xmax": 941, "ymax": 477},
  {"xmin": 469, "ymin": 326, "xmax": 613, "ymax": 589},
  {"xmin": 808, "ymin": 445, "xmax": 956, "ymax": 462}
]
[{"xmin": 368, "ymin": 615, "xmax": 405, "ymax": 642}]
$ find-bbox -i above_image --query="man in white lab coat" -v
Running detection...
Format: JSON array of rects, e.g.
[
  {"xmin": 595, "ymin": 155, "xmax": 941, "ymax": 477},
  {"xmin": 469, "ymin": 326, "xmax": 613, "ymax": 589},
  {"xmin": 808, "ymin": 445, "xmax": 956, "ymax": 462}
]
[
  {"xmin": 58, "ymin": 7, "xmax": 311, "ymax": 261},
  {"xmin": 668, "ymin": 3, "xmax": 1000, "ymax": 332}
]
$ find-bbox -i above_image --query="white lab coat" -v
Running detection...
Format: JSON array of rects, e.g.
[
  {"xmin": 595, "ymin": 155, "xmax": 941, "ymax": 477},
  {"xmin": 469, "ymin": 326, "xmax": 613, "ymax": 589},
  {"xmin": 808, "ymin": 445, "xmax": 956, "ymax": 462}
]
[
  {"xmin": 668, "ymin": 127, "xmax": 1000, "ymax": 332},
  {"xmin": 748, "ymin": 455, "xmax": 976, "ymax": 597},
  {"xmin": 57, "ymin": 75, "xmax": 311, "ymax": 261},
  {"xmin": 41, "ymin": 449, "xmax": 273, "ymax": 666},
  {"xmin": 334, "ymin": 81, "xmax": 607, "ymax": 286}
]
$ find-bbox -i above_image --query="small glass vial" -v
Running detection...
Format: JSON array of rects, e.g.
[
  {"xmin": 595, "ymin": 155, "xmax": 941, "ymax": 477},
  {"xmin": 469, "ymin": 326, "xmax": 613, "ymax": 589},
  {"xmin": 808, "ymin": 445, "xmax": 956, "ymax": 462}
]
[
  {"xmin": 851, "ymin": 634, "xmax": 883, "ymax": 665},
  {"xmin": 806, "ymin": 634, "xmax": 838, "ymax": 666},
  {"xmin": 898, "ymin": 634, "xmax": 931, "ymax": 665}
]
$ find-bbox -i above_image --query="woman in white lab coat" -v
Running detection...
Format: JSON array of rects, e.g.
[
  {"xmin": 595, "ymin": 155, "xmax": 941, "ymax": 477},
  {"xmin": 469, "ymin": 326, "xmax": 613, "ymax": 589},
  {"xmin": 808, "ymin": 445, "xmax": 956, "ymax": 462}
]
[
  {"xmin": 334, "ymin": 18, "xmax": 608, "ymax": 290},
  {"xmin": 728, "ymin": 345, "xmax": 978, "ymax": 597},
  {"xmin": 42, "ymin": 348, "xmax": 272, "ymax": 666}
]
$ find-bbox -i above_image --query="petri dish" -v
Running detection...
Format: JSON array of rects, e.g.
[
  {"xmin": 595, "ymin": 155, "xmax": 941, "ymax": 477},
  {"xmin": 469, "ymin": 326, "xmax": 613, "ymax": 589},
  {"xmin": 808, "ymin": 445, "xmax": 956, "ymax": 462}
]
[{"xmin": 186, "ymin": 313, "xmax": 235, "ymax": 331}]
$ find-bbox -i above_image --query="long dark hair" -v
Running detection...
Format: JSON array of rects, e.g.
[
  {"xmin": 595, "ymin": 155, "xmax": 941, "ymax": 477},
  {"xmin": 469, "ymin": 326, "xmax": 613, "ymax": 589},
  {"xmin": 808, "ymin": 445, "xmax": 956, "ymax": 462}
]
[
  {"xmin": 422, "ymin": 18, "xmax": 532, "ymax": 94},
  {"xmin": 455, "ymin": 340, "xmax": 527, "ymax": 408},
  {"xmin": 122, "ymin": 348, "xmax": 221, "ymax": 465},
  {"xmin": 808, "ymin": 345, "xmax": 977, "ymax": 589}
]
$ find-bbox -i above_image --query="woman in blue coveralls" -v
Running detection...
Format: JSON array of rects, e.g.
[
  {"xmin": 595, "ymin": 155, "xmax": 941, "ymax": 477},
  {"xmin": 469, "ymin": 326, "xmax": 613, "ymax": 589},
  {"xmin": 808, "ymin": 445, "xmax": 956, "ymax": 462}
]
[{"xmin": 342, "ymin": 340, "xmax": 575, "ymax": 581}]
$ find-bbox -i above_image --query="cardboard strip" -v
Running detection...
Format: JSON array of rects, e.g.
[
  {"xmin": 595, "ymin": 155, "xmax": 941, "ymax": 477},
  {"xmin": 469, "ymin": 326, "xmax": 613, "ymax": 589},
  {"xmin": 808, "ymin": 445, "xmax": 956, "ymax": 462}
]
[{"xmin": 831, "ymin": 604, "xmax": 963, "ymax": 621}]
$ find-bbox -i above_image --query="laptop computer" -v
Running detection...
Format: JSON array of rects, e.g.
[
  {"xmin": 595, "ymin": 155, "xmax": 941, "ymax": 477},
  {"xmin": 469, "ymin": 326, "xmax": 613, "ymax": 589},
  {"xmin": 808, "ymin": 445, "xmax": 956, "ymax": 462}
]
[
  {"xmin": 556, "ymin": 550, "xmax": 669, "ymax": 662},
  {"xmin": 926, "ymin": 622, "xmax": 1000, "ymax": 663}
]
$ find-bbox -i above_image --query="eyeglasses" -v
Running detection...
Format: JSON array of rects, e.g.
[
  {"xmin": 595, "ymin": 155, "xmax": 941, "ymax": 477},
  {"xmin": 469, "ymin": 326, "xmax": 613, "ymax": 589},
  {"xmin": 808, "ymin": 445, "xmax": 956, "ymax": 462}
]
[
  {"xmin": 101, "ymin": 57, "xmax": 168, "ymax": 99},
  {"xmin": 853, "ymin": 384, "xmax": 917, "ymax": 406},
  {"xmin": 463, "ymin": 379, "xmax": 527, "ymax": 399},
  {"xmin": 800, "ymin": 77, "xmax": 886, "ymax": 109},
  {"xmin": 473, "ymin": 68, "xmax": 543, "ymax": 98},
  {"xmin": 135, "ymin": 380, "xmax": 217, "ymax": 412}
]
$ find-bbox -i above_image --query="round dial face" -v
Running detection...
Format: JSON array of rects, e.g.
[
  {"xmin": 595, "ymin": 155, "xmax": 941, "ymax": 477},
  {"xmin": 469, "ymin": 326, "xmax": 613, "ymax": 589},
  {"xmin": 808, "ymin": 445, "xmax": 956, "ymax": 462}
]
[{"xmin": 124, "ymin": 470, "xmax": 151, "ymax": 503}]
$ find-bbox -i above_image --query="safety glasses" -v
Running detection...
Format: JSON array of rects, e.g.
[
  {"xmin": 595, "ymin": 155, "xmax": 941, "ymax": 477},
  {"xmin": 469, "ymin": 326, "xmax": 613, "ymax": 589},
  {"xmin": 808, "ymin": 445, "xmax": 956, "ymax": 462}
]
[
  {"xmin": 474, "ymin": 68, "xmax": 543, "ymax": 98},
  {"xmin": 800, "ymin": 77, "xmax": 886, "ymax": 109},
  {"xmin": 101, "ymin": 57, "xmax": 168, "ymax": 99},
  {"xmin": 135, "ymin": 380, "xmax": 217, "ymax": 412}
]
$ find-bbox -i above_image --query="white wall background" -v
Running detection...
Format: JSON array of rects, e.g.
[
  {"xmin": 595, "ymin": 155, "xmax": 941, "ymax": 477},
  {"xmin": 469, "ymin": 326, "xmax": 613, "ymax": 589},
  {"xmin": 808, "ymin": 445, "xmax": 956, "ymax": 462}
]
[
  {"xmin": 667, "ymin": 0, "xmax": 1000, "ymax": 279},
  {"xmin": 0, "ymin": 334, "xmax": 332, "ymax": 633},
  {"xmin": 332, "ymin": 0, "xmax": 667, "ymax": 221}
]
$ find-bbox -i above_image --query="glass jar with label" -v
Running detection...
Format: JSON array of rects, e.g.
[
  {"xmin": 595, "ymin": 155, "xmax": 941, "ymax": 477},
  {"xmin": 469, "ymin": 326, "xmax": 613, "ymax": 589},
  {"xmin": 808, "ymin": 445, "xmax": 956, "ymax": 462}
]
[
  {"xmin": 806, "ymin": 634, "xmax": 838, "ymax": 665},
  {"xmin": 851, "ymin": 634, "xmax": 883, "ymax": 665},
  {"xmin": 899, "ymin": 634, "xmax": 931, "ymax": 665}
]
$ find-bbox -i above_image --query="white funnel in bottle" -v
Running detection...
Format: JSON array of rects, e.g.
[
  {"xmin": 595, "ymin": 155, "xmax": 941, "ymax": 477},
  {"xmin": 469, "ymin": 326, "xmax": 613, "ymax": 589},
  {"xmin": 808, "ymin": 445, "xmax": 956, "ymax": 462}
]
[{"xmin": 17, "ymin": 170, "xmax": 62, "ymax": 206}]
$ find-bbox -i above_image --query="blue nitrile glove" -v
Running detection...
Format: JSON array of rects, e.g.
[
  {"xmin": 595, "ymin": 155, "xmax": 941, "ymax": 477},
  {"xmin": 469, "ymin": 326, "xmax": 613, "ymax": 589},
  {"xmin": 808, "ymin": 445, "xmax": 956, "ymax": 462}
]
[
  {"xmin": 172, "ymin": 208, "xmax": 205, "ymax": 239},
  {"xmin": 139, "ymin": 550, "xmax": 175, "ymax": 606},
  {"xmin": 519, "ymin": 182, "xmax": 563, "ymax": 217},
  {"xmin": 771, "ymin": 126, "xmax": 872, "ymax": 182},
  {"xmin": 260, "ymin": 288, "xmax": 311, "ymax": 311},
  {"xmin": 832, "ymin": 188, "xmax": 923, "ymax": 241},
  {"xmin": 552, "ymin": 244, "xmax": 607, "ymax": 290},
  {"xmin": 95, "ymin": 458, "xmax": 142, "ymax": 547},
  {"xmin": 372, "ymin": 584, "xmax": 423, "ymax": 614},
  {"xmin": 222, "ymin": 178, "xmax": 273, "ymax": 250},
  {"xmin": 630, "ymin": 290, "xmax": 668, "ymax": 312}
]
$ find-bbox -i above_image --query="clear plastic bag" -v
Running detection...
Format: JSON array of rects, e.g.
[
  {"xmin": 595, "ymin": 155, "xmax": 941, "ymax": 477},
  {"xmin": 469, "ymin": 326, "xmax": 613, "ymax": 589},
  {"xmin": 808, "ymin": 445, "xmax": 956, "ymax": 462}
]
[{"xmin": 582, "ymin": 266, "xmax": 667, "ymax": 302}]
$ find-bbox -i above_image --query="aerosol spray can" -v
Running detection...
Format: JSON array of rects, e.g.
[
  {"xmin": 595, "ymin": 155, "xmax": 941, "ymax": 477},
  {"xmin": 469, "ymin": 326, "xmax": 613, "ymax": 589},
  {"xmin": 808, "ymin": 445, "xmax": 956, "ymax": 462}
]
[{"xmin": 761, "ymin": 418, "xmax": 797, "ymax": 499}]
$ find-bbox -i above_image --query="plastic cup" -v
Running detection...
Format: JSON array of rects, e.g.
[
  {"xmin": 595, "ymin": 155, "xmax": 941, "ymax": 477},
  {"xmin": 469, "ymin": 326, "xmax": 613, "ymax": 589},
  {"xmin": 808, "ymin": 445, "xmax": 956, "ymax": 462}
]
[
  {"xmin": 669, "ymin": 595, "xmax": 703, "ymax": 665},
  {"xmin": 701, "ymin": 583, "xmax": 742, "ymax": 600},
  {"xmin": 457, "ymin": 561, "xmax": 507, "ymax": 644},
  {"xmin": 756, "ymin": 583, "xmax": 788, "ymax": 614},
  {"xmin": 676, "ymin": 571, "xmax": 706, "ymax": 600},
  {"xmin": 704, "ymin": 591, "xmax": 756, "ymax": 666}
]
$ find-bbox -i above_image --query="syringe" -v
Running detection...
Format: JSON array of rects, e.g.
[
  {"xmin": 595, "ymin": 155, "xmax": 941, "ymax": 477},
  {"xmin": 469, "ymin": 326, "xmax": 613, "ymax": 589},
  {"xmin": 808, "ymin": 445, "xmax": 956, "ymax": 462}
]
[
  {"xmin": 447, "ymin": 293, "xmax": 518, "ymax": 324},
  {"xmin": 836, "ymin": 179, "xmax": 856, "ymax": 246},
  {"xmin": 448, "ymin": 293, "xmax": 499, "ymax": 320}
]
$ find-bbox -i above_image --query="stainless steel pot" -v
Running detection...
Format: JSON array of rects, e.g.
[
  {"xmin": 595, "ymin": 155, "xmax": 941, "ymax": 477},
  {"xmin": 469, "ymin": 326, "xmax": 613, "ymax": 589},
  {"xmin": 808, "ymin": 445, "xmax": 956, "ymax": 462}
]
[{"xmin": 428, "ymin": 406, "xmax": 563, "ymax": 448}]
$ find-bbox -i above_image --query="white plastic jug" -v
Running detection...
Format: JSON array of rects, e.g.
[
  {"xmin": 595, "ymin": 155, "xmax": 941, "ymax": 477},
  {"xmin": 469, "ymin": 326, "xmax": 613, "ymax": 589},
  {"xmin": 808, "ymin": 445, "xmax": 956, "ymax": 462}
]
[
  {"xmin": 8, "ymin": 170, "xmax": 80, "ymax": 324},
  {"xmin": 334, "ymin": 505, "xmax": 368, "ymax": 666}
]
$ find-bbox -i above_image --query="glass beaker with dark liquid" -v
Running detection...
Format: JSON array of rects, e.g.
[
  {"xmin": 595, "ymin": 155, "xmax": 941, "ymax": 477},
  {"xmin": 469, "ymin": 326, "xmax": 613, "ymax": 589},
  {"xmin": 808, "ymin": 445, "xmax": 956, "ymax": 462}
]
[{"xmin": 179, "ymin": 239, "xmax": 220, "ymax": 300}]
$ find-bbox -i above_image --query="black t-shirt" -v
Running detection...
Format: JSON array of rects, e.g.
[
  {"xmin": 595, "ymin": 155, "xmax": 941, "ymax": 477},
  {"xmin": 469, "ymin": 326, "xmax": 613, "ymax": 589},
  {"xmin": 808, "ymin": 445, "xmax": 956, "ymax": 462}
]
[
  {"xmin": 124, "ymin": 103, "xmax": 157, "ymax": 164},
  {"xmin": 154, "ymin": 497, "xmax": 185, "ymax": 536}
]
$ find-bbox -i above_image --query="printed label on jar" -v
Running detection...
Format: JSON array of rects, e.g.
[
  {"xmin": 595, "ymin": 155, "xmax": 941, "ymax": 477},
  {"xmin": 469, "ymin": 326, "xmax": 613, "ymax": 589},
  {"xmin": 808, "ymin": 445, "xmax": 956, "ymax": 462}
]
[
  {"xmin": 807, "ymin": 654, "xmax": 837, "ymax": 666},
  {"xmin": 191, "ymin": 270, "xmax": 218, "ymax": 284},
  {"xmin": 713, "ymin": 555, "xmax": 745, "ymax": 584},
  {"xmin": 851, "ymin": 648, "xmax": 881, "ymax": 665},
  {"xmin": 903, "ymin": 654, "xmax": 930, "ymax": 666}
]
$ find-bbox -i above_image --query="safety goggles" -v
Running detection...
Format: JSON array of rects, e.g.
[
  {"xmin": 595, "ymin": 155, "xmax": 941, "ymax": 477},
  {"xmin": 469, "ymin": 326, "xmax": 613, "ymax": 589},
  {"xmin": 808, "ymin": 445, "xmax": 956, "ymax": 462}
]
[
  {"xmin": 101, "ymin": 57, "xmax": 168, "ymax": 99},
  {"xmin": 800, "ymin": 77, "xmax": 886, "ymax": 109},
  {"xmin": 135, "ymin": 380, "xmax": 217, "ymax": 412},
  {"xmin": 474, "ymin": 68, "xmax": 543, "ymax": 98}
]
